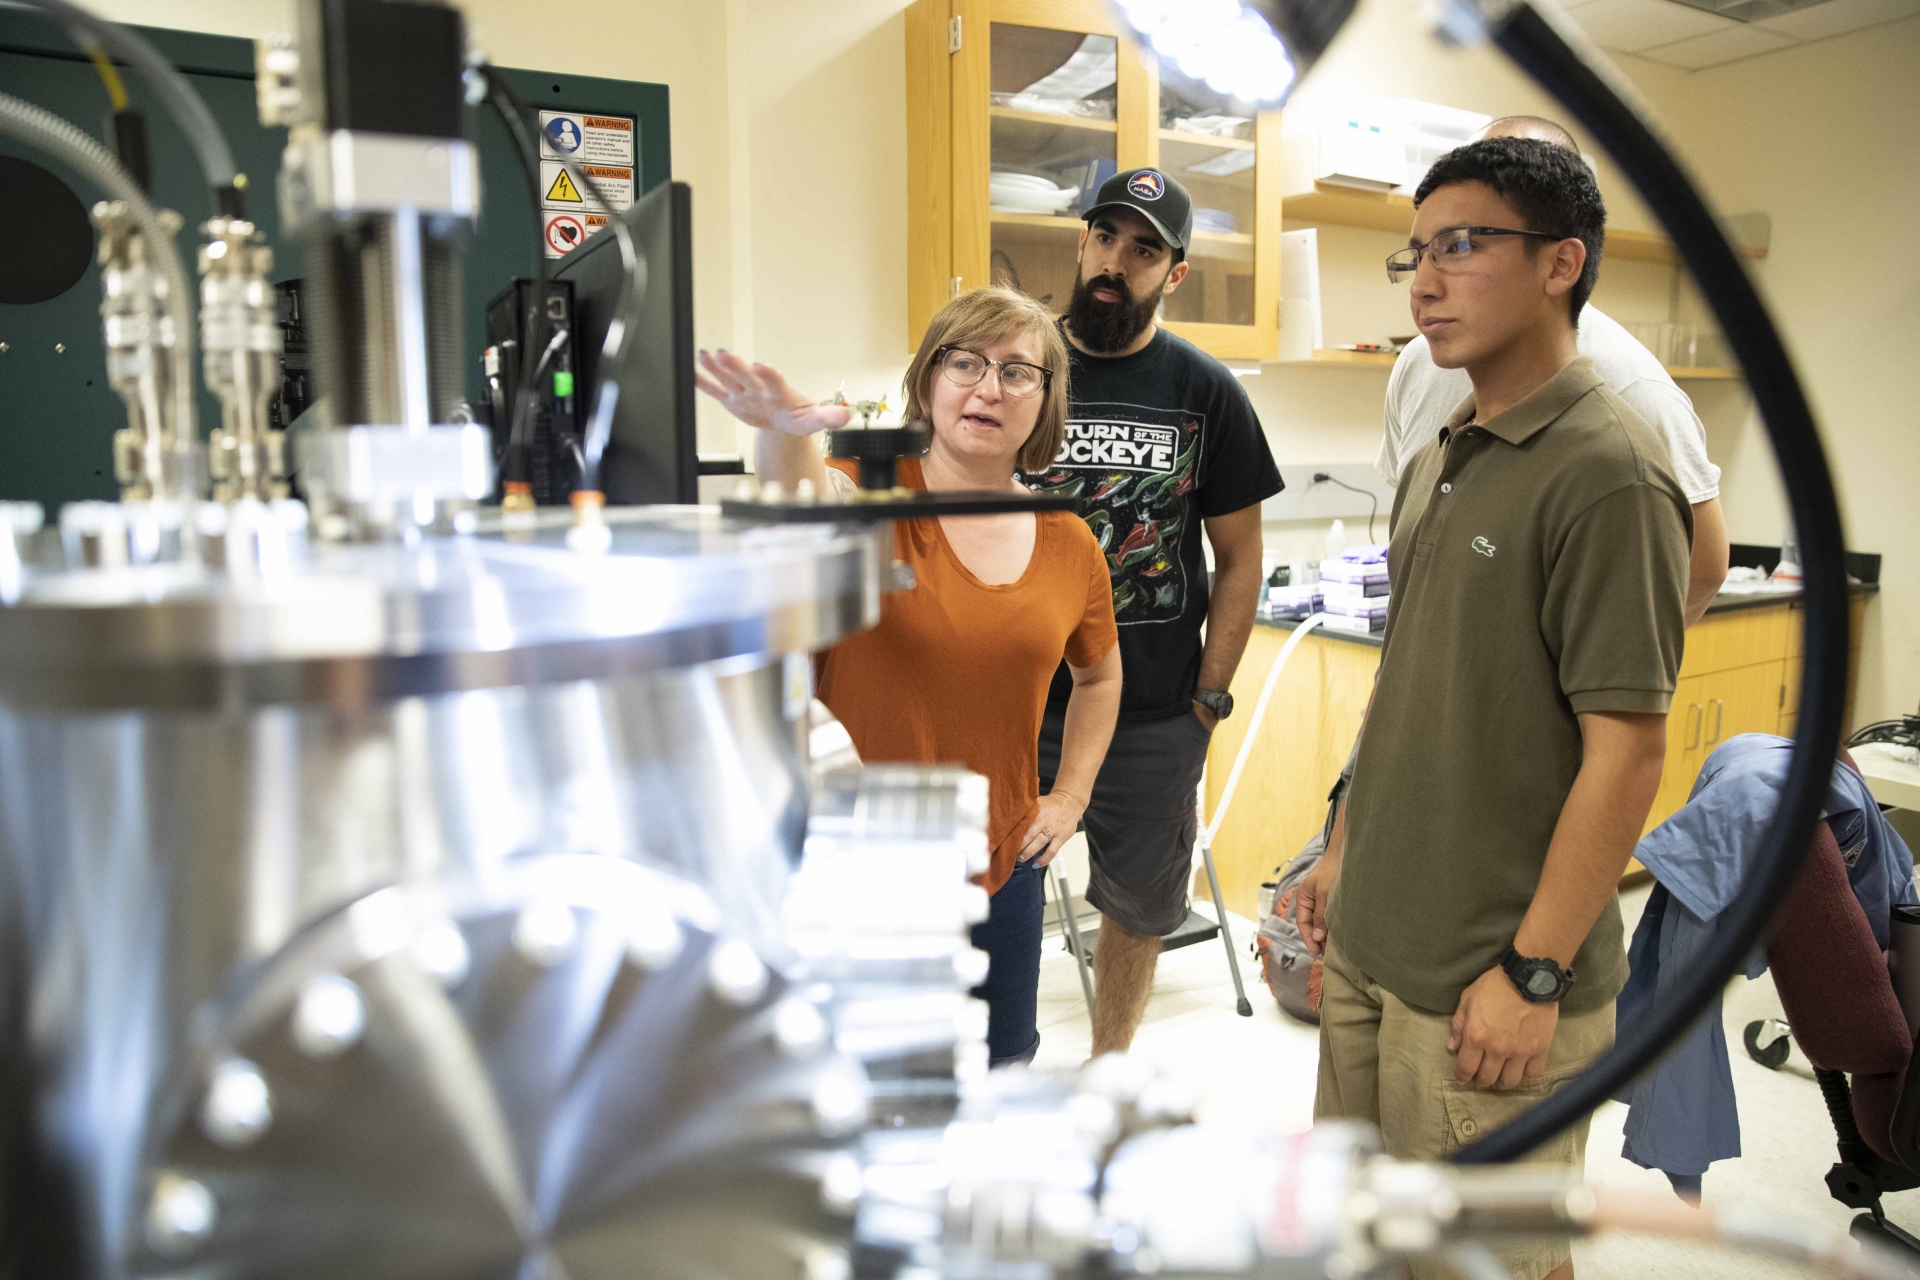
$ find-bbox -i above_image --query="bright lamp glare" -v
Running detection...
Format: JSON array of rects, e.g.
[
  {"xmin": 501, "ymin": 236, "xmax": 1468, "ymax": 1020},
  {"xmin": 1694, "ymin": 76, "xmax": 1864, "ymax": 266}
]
[{"xmin": 1118, "ymin": 0, "xmax": 1297, "ymax": 106}]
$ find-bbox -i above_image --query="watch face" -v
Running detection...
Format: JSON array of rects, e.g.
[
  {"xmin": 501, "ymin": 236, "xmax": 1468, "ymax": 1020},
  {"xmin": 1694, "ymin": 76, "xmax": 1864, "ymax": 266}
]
[{"xmin": 1527, "ymin": 969, "xmax": 1559, "ymax": 997}]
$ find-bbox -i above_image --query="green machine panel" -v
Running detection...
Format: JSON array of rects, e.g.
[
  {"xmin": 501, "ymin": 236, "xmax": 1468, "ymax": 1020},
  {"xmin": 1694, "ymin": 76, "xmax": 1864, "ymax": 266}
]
[{"xmin": 0, "ymin": 11, "xmax": 670, "ymax": 507}]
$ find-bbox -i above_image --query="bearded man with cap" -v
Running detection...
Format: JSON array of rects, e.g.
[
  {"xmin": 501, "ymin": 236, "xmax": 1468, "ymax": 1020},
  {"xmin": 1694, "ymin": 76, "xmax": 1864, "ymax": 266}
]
[{"xmin": 1025, "ymin": 168, "xmax": 1283, "ymax": 1055}]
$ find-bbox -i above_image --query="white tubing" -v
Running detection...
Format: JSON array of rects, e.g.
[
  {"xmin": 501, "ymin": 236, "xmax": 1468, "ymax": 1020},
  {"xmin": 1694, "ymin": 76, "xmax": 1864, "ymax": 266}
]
[{"xmin": 1202, "ymin": 612, "xmax": 1329, "ymax": 847}]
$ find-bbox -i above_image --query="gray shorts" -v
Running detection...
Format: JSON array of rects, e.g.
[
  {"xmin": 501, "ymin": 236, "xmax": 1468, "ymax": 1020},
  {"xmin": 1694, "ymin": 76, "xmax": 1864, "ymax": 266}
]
[{"xmin": 1038, "ymin": 708, "xmax": 1213, "ymax": 938}]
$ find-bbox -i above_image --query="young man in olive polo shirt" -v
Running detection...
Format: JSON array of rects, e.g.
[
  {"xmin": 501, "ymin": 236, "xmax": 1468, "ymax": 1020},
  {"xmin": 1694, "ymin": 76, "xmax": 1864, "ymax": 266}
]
[{"xmin": 1302, "ymin": 138, "xmax": 1691, "ymax": 1280}]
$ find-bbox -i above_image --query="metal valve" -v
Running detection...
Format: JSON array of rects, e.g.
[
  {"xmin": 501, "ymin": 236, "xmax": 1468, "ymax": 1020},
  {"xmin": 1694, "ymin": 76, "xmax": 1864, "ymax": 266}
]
[{"xmin": 200, "ymin": 217, "xmax": 288, "ymax": 502}]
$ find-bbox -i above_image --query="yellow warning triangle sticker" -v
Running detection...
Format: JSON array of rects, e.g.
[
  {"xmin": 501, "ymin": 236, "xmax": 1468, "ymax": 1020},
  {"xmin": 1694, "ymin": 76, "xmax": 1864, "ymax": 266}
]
[{"xmin": 545, "ymin": 169, "xmax": 583, "ymax": 203}]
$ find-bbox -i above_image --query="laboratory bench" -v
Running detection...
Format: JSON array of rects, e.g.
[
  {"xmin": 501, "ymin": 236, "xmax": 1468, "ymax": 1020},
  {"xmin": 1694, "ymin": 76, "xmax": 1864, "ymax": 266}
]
[{"xmin": 1204, "ymin": 581, "xmax": 1879, "ymax": 918}]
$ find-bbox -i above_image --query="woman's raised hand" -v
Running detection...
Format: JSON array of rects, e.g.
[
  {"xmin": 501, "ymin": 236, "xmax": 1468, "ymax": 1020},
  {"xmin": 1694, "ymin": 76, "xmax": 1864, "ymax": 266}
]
[{"xmin": 694, "ymin": 350, "xmax": 851, "ymax": 437}]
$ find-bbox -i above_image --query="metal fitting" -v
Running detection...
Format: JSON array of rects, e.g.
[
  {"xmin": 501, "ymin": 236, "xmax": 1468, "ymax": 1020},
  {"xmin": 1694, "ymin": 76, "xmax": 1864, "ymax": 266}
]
[
  {"xmin": 280, "ymin": 126, "xmax": 479, "ymax": 230},
  {"xmin": 412, "ymin": 920, "xmax": 473, "ymax": 988},
  {"xmin": 290, "ymin": 973, "xmax": 367, "ymax": 1060},
  {"xmin": 145, "ymin": 1172, "xmax": 217, "ymax": 1257},
  {"xmin": 200, "ymin": 217, "xmax": 288, "ymax": 502},
  {"xmin": 709, "ymin": 939, "xmax": 771, "ymax": 1007},
  {"xmin": 95, "ymin": 202, "xmax": 197, "ymax": 503},
  {"xmin": 512, "ymin": 901, "xmax": 579, "ymax": 967},
  {"xmin": 201, "ymin": 1058, "xmax": 273, "ymax": 1149}
]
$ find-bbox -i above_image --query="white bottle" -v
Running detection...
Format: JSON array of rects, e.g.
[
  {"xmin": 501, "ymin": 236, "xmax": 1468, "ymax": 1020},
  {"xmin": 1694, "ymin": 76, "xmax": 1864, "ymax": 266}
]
[{"xmin": 1325, "ymin": 518, "xmax": 1348, "ymax": 562}]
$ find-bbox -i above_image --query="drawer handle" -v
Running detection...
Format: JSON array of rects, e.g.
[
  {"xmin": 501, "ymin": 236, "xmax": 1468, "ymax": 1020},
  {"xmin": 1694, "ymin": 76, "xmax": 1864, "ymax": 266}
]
[
  {"xmin": 1686, "ymin": 702, "xmax": 1703, "ymax": 750},
  {"xmin": 1707, "ymin": 697, "xmax": 1724, "ymax": 745}
]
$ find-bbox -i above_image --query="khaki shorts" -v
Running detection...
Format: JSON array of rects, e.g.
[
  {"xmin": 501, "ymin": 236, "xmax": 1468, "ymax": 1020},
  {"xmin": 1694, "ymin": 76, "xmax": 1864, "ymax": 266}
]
[{"xmin": 1314, "ymin": 939, "xmax": 1614, "ymax": 1280}]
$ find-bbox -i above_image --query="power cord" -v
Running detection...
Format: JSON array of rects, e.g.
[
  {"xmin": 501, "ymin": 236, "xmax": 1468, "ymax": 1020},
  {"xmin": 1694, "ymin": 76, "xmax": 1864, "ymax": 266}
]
[
  {"xmin": 1309, "ymin": 472, "xmax": 1378, "ymax": 544},
  {"xmin": 1847, "ymin": 716, "xmax": 1920, "ymax": 752},
  {"xmin": 476, "ymin": 65, "xmax": 549, "ymax": 496}
]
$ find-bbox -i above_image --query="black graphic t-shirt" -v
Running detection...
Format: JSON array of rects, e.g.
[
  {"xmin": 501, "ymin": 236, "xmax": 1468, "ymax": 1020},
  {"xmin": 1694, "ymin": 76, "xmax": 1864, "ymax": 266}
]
[{"xmin": 1026, "ymin": 326, "xmax": 1282, "ymax": 723}]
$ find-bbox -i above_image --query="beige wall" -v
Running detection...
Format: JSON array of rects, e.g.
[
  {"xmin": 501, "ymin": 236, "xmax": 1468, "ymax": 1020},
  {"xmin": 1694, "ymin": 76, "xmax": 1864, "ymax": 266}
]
[
  {"xmin": 96, "ymin": 0, "xmax": 1917, "ymax": 719},
  {"xmin": 1616, "ymin": 18, "xmax": 1920, "ymax": 722},
  {"xmin": 724, "ymin": 0, "xmax": 915, "ymax": 443}
]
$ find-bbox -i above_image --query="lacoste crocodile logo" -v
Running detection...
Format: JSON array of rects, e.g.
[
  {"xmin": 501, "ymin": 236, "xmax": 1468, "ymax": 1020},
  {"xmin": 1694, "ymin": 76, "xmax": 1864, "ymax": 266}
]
[{"xmin": 1472, "ymin": 536, "xmax": 1497, "ymax": 558}]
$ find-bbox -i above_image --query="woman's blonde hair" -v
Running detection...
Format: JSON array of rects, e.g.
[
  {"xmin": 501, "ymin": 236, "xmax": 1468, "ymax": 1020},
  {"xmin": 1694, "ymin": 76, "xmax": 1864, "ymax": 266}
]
[{"xmin": 903, "ymin": 287, "xmax": 1071, "ymax": 474}]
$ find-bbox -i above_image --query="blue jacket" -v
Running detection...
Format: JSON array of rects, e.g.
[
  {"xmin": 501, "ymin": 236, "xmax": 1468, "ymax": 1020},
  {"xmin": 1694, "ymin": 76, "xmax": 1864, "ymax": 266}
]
[{"xmin": 1617, "ymin": 733, "xmax": 1916, "ymax": 1180}]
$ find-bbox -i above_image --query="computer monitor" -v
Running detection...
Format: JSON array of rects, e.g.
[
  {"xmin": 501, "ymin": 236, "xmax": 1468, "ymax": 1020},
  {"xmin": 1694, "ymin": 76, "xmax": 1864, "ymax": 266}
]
[{"xmin": 555, "ymin": 178, "xmax": 696, "ymax": 505}]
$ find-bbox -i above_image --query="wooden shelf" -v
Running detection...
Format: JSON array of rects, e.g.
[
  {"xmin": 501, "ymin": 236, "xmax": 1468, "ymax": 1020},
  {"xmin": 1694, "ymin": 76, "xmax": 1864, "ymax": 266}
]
[
  {"xmin": 989, "ymin": 211, "xmax": 1082, "ymax": 230},
  {"xmin": 1283, "ymin": 348, "xmax": 1398, "ymax": 366},
  {"xmin": 1283, "ymin": 185, "xmax": 1415, "ymax": 234},
  {"xmin": 1277, "ymin": 348, "xmax": 1743, "ymax": 381},
  {"xmin": 1280, "ymin": 182, "xmax": 1767, "ymax": 265},
  {"xmin": 991, "ymin": 212, "xmax": 1252, "ymax": 242},
  {"xmin": 990, "ymin": 105, "xmax": 1116, "ymax": 133},
  {"xmin": 1158, "ymin": 127, "xmax": 1255, "ymax": 151}
]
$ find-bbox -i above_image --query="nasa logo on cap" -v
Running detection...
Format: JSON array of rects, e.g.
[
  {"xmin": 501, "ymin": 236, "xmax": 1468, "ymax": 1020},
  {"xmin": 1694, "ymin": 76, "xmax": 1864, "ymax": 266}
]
[{"xmin": 1127, "ymin": 170, "xmax": 1166, "ymax": 201}]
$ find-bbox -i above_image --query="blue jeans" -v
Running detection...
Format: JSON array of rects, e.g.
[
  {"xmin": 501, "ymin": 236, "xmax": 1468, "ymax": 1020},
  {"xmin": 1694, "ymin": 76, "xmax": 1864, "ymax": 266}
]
[{"xmin": 969, "ymin": 857, "xmax": 1043, "ymax": 1066}]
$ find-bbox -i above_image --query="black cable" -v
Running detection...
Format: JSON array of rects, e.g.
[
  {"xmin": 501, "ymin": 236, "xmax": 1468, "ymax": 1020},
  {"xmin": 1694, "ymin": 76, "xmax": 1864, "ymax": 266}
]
[
  {"xmin": 478, "ymin": 64, "xmax": 549, "ymax": 494},
  {"xmin": 1448, "ymin": 0, "xmax": 1850, "ymax": 1164},
  {"xmin": 1847, "ymin": 718, "xmax": 1920, "ymax": 752},
  {"xmin": 1310, "ymin": 472, "xmax": 1378, "ymax": 543},
  {"xmin": 7, "ymin": 0, "xmax": 243, "ymax": 215}
]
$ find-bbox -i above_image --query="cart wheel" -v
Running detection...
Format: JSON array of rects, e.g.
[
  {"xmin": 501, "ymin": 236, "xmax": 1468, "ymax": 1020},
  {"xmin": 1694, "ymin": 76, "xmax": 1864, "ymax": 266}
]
[{"xmin": 1744, "ymin": 1018, "xmax": 1792, "ymax": 1070}]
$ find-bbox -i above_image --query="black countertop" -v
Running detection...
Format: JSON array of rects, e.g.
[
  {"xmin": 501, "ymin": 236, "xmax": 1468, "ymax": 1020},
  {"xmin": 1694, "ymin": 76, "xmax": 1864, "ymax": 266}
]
[{"xmin": 1257, "ymin": 581, "xmax": 1878, "ymax": 650}]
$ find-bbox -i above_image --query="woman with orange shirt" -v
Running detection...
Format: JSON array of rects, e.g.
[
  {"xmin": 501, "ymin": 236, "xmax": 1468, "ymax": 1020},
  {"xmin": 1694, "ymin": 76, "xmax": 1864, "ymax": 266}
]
[{"xmin": 696, "ymin": 288, "xmax": 1121, "ymax": 1065}]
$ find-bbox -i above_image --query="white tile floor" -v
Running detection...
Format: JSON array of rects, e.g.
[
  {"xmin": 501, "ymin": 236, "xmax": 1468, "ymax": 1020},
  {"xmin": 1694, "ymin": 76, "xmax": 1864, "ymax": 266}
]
[{"xmin": 1028, "ymin": 880, "xmax": 1920, "ymax": 1278}]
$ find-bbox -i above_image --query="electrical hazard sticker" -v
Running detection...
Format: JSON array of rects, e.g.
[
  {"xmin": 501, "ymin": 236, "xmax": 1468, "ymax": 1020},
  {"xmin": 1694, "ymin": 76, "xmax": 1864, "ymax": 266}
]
[
  {"xmin": 539, "ymin": 111, "xmax": 636, "ymax": 166},
  {"xmin": 540, "ymin": 161, "xmax": 633, "ymax": 215}
]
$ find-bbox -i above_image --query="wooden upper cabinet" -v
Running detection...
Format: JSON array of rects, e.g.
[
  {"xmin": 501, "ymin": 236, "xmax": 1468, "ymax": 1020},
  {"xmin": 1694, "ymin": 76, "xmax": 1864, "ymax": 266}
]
[{"xmin": 906, "ymin": 0, "xmax": 1281, "ymax": 360}]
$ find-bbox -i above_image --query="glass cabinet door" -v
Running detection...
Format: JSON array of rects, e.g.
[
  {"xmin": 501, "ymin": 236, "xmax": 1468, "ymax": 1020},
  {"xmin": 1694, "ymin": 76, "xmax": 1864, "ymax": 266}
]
[
  {"xmin": 1152, "ymin": 76, "xmax": 1280, "ymax": 359},
  {"xmin": 985, "ymin": 24, "xmax": 1116, "ymax": 309},
  {"xmin": 917, "ymin": 0, "xmax": 1277, "ymax": 360},
  {"xmin": 949, "ymin": 1, "xmax": 1153, "ymax": 311}
]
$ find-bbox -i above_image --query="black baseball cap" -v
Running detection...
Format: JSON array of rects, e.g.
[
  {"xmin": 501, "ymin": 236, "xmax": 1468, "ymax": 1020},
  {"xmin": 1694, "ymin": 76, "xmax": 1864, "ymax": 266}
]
[{"xmin": 1082, "ymin": 167, "xmax": 1193, "ymax": 253}]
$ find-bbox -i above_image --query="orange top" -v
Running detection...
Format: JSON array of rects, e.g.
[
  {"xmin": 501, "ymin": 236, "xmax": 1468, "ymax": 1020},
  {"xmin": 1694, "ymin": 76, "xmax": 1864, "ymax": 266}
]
[{"xmin": 818, "ymin": 457, "xmax": 1118, "ymax": 893}]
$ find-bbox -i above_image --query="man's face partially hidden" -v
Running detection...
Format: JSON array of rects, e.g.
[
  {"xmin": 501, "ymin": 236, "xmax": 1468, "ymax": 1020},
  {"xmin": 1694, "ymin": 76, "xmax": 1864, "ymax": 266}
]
[{"xmin": 1066, "ymin": 208, "xmax": 1189, "ymax": 354}]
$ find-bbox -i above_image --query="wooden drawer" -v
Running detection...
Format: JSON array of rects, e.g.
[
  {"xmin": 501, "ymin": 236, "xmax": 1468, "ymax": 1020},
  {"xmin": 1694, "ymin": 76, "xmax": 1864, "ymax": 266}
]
[{"xmin": 1679, "ymin": 603, "xmax": 1792, "ymax": 678}]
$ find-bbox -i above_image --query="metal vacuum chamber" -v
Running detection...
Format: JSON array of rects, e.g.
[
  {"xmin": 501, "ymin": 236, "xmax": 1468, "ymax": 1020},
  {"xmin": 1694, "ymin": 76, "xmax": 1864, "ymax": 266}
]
[{"xmin": 0, "ymin": 508, "xmax": 892, "ymax": 1278}]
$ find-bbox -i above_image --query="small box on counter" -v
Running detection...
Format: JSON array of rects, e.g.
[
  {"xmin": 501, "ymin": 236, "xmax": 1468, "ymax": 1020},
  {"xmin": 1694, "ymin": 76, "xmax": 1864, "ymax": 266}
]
[
  {"xmin": 1319, "ymin": 558, "xmax": 1389, "ymax": 587},
  {"xmin": 1322, "ymin": 577, "xmax": 1390, "ymax": 600},
  {"xmin": 1262, "ymin": 583, "xmax": 1323, "ymax": 621},
  {"xmin": 1321, "ymin": 593, "xmax": 1389, "ymax": 621},
  {"xmin": 1321, "ymin": 612, "xmax": 1386, "ymax": 636}
]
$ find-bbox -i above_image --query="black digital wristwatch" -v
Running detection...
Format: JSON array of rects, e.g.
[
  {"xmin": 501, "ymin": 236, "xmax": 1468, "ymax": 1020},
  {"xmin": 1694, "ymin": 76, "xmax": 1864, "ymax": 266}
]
[{"xmin": 1499, "ymin": 946, "xmax": 1575, "ymax": 1004}]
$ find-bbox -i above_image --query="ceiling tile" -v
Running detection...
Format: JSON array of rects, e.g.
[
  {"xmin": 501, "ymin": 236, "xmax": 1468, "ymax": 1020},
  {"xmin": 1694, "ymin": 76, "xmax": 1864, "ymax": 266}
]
[
  {"xmin": 1567, "ymin": 0, "xmax": 1741, "ymax": 51},
  {"xmin": 1637, "ymin": 22, "xmax": 1800, "ymax": 65},
  {"xmin": 1755, "ymin": 0, "xmax": 1920, "ymax": 39}
]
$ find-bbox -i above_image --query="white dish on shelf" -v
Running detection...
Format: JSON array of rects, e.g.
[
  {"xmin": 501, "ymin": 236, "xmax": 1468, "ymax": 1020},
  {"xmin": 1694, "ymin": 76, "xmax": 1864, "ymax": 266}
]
[{"xmin": 989, "ymin": 172, "xmax": 1078, "ymax": 213}]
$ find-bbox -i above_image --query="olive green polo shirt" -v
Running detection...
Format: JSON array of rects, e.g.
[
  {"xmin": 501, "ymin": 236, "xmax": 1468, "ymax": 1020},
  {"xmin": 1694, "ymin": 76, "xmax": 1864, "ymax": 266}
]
[{"xmin": 1332, "ymin": 357, "xmax": 1692, "ymax": 1016}]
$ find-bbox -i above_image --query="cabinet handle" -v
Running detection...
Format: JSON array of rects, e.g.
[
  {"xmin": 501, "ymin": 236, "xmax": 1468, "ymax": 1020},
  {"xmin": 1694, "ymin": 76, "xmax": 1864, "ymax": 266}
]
[
  {"xmin": 1707, "ymin": 697, "xmax": 1724, "ymax": 745},
  {"xmin": 1686, "ymin": 702, "xmax": 1703, "ymax": 750}
]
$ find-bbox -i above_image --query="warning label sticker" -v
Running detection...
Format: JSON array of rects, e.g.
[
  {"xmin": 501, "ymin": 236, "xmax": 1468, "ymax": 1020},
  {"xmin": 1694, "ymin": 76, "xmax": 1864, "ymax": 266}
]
[
  {"xmin": 544, "ymin": 212, "xmax": 586, "ymax": 258},
  {"xmin": 540, "ymin": 161, "xmax": 633, "ymax": 214},
  {"xmin": 536, "ymin": 111, "xmax": 638, "ymax": 257},
  {"xmin": 539, "ymin": 111, "xmax": 635, "ymax": 166}
]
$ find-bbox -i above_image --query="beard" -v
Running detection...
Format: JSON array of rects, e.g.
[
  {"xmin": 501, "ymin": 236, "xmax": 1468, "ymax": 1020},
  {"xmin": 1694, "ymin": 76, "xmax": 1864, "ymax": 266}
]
[{"xmin": 1065, "ymin": 268, "xmax": 1164, "ymax": 354}]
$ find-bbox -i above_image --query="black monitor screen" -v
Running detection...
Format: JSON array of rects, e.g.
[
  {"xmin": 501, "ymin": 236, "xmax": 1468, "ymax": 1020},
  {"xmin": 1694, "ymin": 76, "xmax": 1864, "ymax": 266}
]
[{"xmin": 555, "ymin": 179, "xmax": 696, "ymax": 505}]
